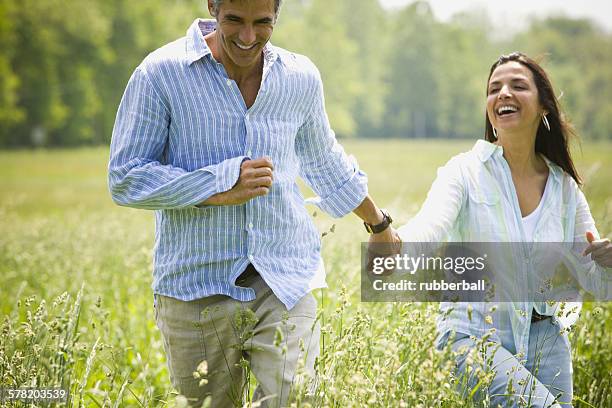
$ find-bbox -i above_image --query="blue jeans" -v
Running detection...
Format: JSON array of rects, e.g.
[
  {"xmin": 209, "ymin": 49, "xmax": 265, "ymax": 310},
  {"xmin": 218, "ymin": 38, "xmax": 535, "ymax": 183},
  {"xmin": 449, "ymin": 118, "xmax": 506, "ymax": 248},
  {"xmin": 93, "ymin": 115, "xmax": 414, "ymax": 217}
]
[{"xmin": 452, "ymin": 318, "xmax": 573, "ymax": 407}]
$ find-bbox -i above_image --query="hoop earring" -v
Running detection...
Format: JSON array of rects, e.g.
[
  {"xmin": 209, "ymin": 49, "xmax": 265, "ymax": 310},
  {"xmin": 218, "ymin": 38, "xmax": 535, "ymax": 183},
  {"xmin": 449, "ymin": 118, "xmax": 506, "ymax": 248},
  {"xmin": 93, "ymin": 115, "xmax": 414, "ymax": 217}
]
[
  {"xmin": 542, "ymin": 113, "xmax": 551, "ymax": 131},
  {"xmin": 492, "ymin": 127, "xmax": 498, "ymax": 139}
]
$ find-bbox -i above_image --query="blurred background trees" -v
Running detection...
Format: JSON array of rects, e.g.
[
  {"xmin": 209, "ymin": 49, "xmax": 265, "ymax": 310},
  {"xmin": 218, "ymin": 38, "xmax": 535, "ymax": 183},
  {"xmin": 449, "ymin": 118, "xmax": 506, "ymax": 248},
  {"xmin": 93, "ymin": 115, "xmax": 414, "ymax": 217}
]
[{"xmin": 0, "ymin": 0, "xmax": 610, "ymax": 147}]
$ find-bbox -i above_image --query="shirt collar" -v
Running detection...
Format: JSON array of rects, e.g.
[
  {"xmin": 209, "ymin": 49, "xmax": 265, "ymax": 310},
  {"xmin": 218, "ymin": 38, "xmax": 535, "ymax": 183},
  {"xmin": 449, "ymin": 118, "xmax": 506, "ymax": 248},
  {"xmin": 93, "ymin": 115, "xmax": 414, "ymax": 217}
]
[
  {"xmin": 473, "ymin": 139, "xmax": 500, "ymax": 162},
  {"xmin": 185, "ymin": 19, "xmax": 214, "ymax": 64},
  {"xmin": 472, "ymin": 139, "xmax": 562, "ymax": 182},
  {"xmin": 185, "ymin": 18, "xmax": 278, "ymax": 66}
]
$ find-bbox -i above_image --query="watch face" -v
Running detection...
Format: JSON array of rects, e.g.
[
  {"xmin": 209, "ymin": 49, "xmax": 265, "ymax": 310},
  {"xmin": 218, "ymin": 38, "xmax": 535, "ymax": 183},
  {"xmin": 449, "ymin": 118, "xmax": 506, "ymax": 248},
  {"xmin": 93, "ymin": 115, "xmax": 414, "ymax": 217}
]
[{"xmin": 382, "ymin": 209, "xmax": 392, "ymax": 223}]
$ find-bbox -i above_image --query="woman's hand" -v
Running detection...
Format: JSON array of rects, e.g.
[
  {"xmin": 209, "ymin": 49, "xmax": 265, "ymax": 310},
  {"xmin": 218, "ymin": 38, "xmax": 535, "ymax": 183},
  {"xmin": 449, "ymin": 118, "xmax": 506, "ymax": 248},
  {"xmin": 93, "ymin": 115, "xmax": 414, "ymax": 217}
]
[{"xmin": 583, "ymin": 231, "xmax": 612, "ymax": 268}]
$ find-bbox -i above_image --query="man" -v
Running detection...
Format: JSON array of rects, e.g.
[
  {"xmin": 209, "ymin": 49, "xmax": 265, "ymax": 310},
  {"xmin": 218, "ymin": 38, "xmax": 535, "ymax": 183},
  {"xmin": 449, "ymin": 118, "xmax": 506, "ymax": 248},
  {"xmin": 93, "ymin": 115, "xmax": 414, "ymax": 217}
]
[{"xmin": 108, "ymin": 0, "xmax": 399, "ymax": 406}]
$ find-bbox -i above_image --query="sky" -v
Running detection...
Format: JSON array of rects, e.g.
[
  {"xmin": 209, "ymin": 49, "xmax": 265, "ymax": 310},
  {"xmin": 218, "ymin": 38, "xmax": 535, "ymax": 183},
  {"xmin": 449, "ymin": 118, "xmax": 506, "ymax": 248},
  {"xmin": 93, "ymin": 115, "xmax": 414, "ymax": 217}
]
[{"xmin": 380, "ymin": 0, "xmax": 612, "ymax": 33}]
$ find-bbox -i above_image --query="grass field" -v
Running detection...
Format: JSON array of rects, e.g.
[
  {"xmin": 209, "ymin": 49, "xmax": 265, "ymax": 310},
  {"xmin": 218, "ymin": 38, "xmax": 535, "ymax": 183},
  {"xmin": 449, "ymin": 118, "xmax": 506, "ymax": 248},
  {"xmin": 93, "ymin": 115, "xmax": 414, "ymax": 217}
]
[{"xmin": 1, "ymin": 139, "xmax": 611, "ymax": 407}]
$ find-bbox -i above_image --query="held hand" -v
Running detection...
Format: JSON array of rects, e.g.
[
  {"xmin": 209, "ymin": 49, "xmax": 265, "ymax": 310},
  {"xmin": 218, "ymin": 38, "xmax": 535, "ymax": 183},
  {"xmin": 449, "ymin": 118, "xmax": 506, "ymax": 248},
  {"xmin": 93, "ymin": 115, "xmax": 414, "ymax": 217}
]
[
  {"xmin": 366, "ymin": 227, "xmax": 402, "ymax": 275},
  {"xmin": 368, "ymin": 226, "xmax": 402, "ymax": 248},
  {"xmin": 583, "ymin": 231, "xmax": 612, "ymax": 267},
  {"xmin": 205, "ymin": 157, "xmax": 274, "ymax": 206}
]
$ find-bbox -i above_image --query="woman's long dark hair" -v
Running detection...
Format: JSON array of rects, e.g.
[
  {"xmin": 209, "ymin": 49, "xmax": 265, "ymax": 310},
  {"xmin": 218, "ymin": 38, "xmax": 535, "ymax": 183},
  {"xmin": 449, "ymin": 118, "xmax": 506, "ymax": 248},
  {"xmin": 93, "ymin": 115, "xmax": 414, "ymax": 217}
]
[{"xmin": 484, "ymin": 52, "xmax": 581, "ymax": 185}]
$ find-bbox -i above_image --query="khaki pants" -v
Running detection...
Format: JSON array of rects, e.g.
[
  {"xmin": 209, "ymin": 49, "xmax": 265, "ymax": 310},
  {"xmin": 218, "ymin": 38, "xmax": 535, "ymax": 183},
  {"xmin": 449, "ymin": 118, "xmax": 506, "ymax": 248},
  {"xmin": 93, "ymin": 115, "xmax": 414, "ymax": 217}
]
[{"xmin": 154, "ymin": 269, "xmax": 320, "ymax": 408}]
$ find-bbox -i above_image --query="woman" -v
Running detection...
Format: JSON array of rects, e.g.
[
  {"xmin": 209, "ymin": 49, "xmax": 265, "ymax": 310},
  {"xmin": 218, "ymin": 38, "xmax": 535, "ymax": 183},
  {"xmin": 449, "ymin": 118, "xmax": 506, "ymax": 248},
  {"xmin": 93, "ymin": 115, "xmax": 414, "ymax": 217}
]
[{"xmin": 396, "ymin": 53, "xmax": 612, "ymax": 407}]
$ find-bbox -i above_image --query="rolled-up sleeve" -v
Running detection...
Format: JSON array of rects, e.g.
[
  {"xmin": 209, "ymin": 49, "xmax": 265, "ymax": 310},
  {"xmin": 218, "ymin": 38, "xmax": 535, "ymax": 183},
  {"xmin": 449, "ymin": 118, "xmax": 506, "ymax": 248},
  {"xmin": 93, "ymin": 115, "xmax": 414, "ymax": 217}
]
[
  {"xmin": 108, "ymin": 66, "xmax": 246, "ymax": 210},
  {"xmin": 296, "ymin": 68, "xmax": 367, "ymax": 218}
]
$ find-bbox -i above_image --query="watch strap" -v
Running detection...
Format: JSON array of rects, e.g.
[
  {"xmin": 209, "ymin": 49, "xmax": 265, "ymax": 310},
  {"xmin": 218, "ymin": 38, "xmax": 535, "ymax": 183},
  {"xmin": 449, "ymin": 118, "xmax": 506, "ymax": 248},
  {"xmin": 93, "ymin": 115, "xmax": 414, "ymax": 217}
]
[{"xmin": 364, "ymin": 209, "xmax": 393, "ymax": 234}]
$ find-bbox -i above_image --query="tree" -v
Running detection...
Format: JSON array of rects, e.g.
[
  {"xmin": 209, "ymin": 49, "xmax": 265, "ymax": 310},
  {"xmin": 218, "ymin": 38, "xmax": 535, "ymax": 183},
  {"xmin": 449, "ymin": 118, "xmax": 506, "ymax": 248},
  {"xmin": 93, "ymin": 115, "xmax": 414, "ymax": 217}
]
[
  {"xmin": 0, "ymin": 0, "xmax": 24, "ymax": 146},
  {"xmin": 337, "ymin": 0, "xmax": 389, "ymax": 137},
  {"xmin": 274, "ymin": 0, "xmax": 361, "ymax": 137},
  {"xmin": 436, "ymin": 11, "xmax": 496, "ymax": 139},
  {"xmin": 512, "ymin": 17, "xmax": 612, "ymax": 140},
  {"xmin": 382, "ymin": 1, "xmax": 440, "ymax": 138}
]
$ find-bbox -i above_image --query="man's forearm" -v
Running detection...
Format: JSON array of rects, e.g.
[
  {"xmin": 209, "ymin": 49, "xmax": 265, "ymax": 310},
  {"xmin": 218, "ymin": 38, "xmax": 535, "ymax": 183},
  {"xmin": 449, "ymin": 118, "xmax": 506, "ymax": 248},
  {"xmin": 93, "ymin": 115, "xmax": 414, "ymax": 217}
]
[
  {"xmin": 358, "ymin": 195, "xmax": 401, "ymax": 255},
  {"xmin": 353, "ymin": 195, "xmax": 385, "ymax": 225}
]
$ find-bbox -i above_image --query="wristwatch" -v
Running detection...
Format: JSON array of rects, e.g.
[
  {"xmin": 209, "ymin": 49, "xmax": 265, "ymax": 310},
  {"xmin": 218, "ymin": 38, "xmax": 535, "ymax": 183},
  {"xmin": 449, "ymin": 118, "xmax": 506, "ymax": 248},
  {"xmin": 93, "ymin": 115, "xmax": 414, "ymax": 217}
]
[{"xmin": 364, "ymin": 209, "xmax": 393, "ymax": 234}]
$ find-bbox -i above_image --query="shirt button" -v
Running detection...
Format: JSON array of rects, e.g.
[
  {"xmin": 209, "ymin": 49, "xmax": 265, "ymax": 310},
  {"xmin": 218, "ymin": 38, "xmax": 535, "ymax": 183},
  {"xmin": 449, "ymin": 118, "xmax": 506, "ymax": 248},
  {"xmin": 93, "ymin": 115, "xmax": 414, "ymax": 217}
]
[
  {"xmin": 247, "ymin": 150, "xmax": 252, "ymax": 156},
  {"xmin": 248, "ymin": 222, "xmax": 254, "ymax": 229},
  {"xmin": 226, "ymin": 79, "xmax": 232, "ymax": 86},
  {"xmin": 248, "ymin": 254, "xmax": 254, "ymax": 261}
]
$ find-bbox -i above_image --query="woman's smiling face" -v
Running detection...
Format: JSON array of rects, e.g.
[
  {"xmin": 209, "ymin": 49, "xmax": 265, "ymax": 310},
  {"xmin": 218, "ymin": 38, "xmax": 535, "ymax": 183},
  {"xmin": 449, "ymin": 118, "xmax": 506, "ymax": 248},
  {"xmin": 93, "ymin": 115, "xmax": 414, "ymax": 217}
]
[{"xmin": 486, "ymin": 61, "xmax": 545, "ymax": 137}]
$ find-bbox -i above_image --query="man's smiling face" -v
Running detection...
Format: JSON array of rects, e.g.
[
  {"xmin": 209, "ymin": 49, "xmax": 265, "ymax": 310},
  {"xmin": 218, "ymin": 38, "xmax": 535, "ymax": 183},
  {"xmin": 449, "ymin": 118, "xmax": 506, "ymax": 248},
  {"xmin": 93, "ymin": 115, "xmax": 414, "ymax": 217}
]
[{"xmin": 210, "ymin": 0, "xmax": 276, "ymax": 75}]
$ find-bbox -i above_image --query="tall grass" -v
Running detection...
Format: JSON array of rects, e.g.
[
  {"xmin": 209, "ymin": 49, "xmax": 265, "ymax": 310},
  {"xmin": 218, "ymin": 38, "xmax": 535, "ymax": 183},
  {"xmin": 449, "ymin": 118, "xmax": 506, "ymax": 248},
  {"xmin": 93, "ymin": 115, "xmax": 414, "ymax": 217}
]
[{"xmin": 1, "ymin": 140, "xmax": 610, "ymax": 407}]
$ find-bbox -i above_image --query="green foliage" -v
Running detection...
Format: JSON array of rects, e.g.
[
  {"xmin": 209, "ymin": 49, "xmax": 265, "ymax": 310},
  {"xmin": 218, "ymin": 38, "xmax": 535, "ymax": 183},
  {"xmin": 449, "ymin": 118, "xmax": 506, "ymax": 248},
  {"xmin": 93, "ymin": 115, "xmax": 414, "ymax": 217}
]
[
  {"xmin": 336, "ymin": 0, "xmax": 389, "ymax": 136},
  {"xmin": 275, "ymin": 0, "xmax": 362, "ymax": 137},
  {"xmin": 382, "ymin": 2, "xmax": 440, "ymax": 138},
  {"xmin": 0, "ymin": 1, "xmax": 611, "ymax": 146},
  {"xmin": 571, "ymin": 304, "xmax": 612, "ymax": 407},
  {"xmin": 512, "ymin": 17, "xmax": 612, "ymax": 141},
  {"xmin": 435, "ymin": 15, "xmax": 495, "ymax": 139},
  {"xmin": 0, "ymin": 0, "xmax": 24, "ymax": 129},
  {"xmin": 2, "ymin": 0, "xmax": 112, "ymax": 146},
  {"xmin": 0, "ymin": 0, "xmax": 203, "ymax": 148}
]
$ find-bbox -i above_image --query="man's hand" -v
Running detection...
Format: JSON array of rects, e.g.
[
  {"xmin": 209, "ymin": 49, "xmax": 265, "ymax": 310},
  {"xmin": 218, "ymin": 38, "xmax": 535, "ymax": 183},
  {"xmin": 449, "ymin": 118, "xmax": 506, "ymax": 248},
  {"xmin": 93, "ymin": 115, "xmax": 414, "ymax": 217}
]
[
  {"xmin": 202, "ymin": 157, "xmax": 274, "ymax": 206},
  {"xmin": 369, "ymin": 226, "xmax": 402, "ymax": 247},
  {"xmin": 366, "ymin": 226, "xmax": 402, "ymax": 275},
  {"xmin": 583, "ymin": 231, "xmax": 612, "ymax": 268}
]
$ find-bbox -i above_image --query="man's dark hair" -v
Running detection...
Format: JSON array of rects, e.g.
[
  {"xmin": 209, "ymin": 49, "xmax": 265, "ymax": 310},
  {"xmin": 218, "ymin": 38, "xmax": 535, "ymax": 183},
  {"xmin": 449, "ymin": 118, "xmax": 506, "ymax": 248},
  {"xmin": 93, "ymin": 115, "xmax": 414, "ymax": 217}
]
[{"xmin": 210, "ymin": 0, "xmax": 283, "ymax": 20}]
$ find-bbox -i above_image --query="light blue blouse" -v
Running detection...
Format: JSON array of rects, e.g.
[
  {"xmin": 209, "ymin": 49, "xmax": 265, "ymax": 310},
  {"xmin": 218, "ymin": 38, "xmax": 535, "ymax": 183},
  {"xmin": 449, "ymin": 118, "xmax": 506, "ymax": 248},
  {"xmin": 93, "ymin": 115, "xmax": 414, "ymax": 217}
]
[{"xmin": 398, "ymin": 140, "xmax": 611, "ymax": 355}]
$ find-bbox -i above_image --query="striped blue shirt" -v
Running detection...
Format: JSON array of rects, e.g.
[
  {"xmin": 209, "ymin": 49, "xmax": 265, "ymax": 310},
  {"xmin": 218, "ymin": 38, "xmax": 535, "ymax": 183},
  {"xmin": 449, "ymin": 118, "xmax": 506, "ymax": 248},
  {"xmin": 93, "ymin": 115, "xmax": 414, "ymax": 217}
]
[{"xmin": 108, "ymin": 19, "xmax": 368, "ymax": 309}]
